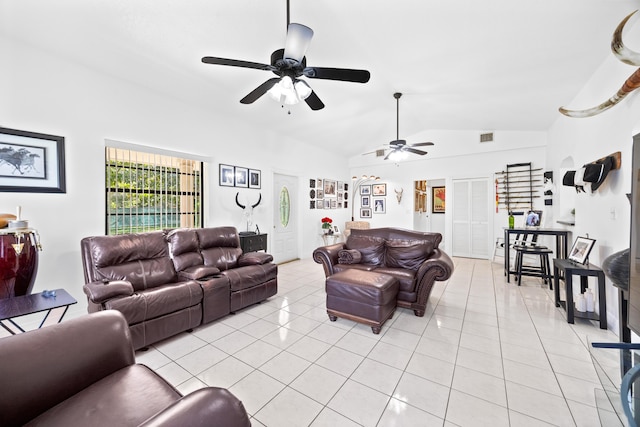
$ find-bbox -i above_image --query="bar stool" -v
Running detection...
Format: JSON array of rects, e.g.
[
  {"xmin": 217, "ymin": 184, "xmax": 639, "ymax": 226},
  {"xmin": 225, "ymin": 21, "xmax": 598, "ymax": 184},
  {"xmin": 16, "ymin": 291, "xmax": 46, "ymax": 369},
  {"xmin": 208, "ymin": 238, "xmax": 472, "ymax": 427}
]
[{"xmin": 513, "ymin": 244, "xmax": 554, "ymax": 288}]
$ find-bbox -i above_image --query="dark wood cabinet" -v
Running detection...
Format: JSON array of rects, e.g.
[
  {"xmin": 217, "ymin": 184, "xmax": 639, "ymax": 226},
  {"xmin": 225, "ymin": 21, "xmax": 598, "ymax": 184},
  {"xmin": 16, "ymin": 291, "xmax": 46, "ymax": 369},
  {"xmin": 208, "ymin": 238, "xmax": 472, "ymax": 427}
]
[{"xmin": 239, "ymin": 233, "xmax": 267, "ymax": 253}]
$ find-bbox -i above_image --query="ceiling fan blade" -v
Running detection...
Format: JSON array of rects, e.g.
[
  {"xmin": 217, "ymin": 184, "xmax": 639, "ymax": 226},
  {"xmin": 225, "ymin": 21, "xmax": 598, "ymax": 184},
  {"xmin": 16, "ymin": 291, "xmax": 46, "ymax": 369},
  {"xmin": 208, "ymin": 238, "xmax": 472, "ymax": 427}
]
[
  {"xmin": 304, "ymin": 90, "xmax": 325, "ymax": 110},
  {"xmin": 411, "ymin": 142, "xmax": 435, "ymax": 147},
  {"xmin": 284, "ymin": 23, "xmax": 314, "ymax": 63},
  {"xmin": 383, "ymin": 150, "xmax": 397, "ymax": 161},
  {"xmin": 202, "ymin": 56, "xmax": 275, "ymax": 72},
  {"xmin": 240, "ymin": 78, "xmax": 281, "ymax": 104},
  {"xmin": 303, "ymin": 67, "xmax": 370, "ymax": 83},
  {"xmin": 405, "ymin": 147, "xmax": 428, "ymax": 156}
]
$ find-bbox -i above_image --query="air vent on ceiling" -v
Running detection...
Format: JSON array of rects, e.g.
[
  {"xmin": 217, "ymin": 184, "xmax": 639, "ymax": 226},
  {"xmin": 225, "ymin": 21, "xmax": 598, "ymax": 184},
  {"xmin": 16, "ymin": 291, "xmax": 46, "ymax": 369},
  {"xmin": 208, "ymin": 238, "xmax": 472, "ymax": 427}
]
[
  {"xmin": 376, "ymin": 149, "xmax": 386, "ymax": 157},
  {"xmin": 480, "ymin": 132, "xmax": 494, "ymax": 143}
]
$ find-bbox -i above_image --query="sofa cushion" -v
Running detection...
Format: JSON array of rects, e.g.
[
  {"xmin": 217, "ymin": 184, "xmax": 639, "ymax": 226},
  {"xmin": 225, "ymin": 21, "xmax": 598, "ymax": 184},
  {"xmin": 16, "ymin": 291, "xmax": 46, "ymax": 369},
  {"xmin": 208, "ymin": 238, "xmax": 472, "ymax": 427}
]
[
  {"xmin": 25, "ymin": 365, "xmax": 180, "ymax": 427},
  {"xmin": 345, "ymin": 235, "xmax": 385, "ymax": 266},
  {"xmin": 221, "ymin": 263, "xmax": 278, "ymax": 292},
  {"xmin": 196, "ymin": 227, "xmax": 242, "ymax": 270},
  {"xmin": 179, "ymin": 265, "xmax": 221, "ymax": 280},
  {"xmin": 384, "ymin": 239, "xmax": 435, "ymax": 270},
  {"xmin": 166, "ymin": 228, "xmax": 203, "ymax": 272},
  {"xmin": 201, "ymin": 247, "xmax": 243, "ymax": 271},
  {"xmin": 105, "ymin": 281, "xmax": 203, "ymax": 324},
  {"xmin": 338, "ymin": 249, "xmax": 362, "ymax": 264}
]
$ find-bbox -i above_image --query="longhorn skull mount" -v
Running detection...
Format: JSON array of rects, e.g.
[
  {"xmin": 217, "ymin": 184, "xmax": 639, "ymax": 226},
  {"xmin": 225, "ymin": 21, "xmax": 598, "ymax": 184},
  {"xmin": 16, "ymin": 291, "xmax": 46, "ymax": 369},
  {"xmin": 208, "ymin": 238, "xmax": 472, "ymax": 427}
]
[
  {"xmin": 394, "ymin": 188, "xmax": 403, "ymax": 204},
  {"xmin": 560, "ymin": 10, "xmax": 640, "ymax": 118},
  {"xmin": 235, "ymin": 192, "xmax": 262, "ymax": 232}
]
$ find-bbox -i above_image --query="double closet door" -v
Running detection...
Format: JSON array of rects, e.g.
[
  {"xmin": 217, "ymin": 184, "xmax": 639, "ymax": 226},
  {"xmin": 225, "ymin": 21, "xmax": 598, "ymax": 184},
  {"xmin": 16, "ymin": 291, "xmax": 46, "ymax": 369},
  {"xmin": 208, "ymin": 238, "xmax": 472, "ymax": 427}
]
[{"xmin": 451, "ymin": 178, "xmax": 490, "ymax": 259}]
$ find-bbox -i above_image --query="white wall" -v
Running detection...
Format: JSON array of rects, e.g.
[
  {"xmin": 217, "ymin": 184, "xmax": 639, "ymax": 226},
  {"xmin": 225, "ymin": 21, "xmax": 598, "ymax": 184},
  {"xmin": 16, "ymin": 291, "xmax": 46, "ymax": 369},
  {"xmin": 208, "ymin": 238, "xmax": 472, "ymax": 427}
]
[{"xmin": 0, "ymin": 35, "xmax": 346, "ymax": 317}]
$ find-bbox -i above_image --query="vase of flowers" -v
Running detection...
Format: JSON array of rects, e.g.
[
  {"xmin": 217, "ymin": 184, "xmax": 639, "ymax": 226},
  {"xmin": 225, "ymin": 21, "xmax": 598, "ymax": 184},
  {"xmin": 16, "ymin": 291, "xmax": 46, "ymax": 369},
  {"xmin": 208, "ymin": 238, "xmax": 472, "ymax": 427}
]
[{"xmin": 321, "ymin": 217, "xmax": 333, "ymax": 234}]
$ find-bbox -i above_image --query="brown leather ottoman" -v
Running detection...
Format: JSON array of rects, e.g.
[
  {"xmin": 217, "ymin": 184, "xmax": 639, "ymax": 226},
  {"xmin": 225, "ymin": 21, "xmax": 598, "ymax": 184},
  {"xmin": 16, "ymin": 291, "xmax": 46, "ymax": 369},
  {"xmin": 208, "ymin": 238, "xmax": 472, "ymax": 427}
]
[{"xmin": 325, "ymin": 269, "xmax": 399, "ymax": 334}]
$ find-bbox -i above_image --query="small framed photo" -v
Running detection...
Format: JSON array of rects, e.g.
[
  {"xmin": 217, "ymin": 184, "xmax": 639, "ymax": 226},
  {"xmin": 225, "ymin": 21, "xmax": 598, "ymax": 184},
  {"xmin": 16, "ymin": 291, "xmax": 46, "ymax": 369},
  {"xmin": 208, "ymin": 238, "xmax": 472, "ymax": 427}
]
[
  {"xmin": 219, "ymin": 164, "xmax": 235, "ymax": 187},
  {"xmin": 310, "ymin": 179, "xmax": 316, "ymax": 188},
  {"xmin": 333, "ymin": 225, "xmax": 340, "ymax": 234},
  {"xmin": 317, "ymin": 189, "xmax": 324, "ymax": 199},
  {"xmin": 235, "ymin": 167, "xmax": 248, "ymax": 187},
  {"xmin": 324, "ymin": 199, "xmax": 331, "ymax": 209},
  {"xmin": 372, "ymin": 183, "xmax": 387, "ymax": 196},
  {"xmin": 361, "ymin": 195, "xmax": 370, "ymax": 207},
  {"xmin": 344, "ymin": 201, "xmax": 348, "ymax": 209},
  {"xmin": 324, "ymin": 179, "xmax": 336, "ymax": 197},
  {"xmin": 568, "ymin": 236, "xmax": 596, "ymax": 264},
  {"xmin": 360, "ymin": 208, "xmax": 372, "ymax": 218},
  {"xmin": 317, "ymin": 178, "xmax": 323, "ymax": 189},
  {"xmin": 0, "ymin": 127, "xmax": 66, "ymax": 193},
  {"xmin": 373, "ymin": 197, "xmax": 386, "ymax": 214},
  {"xmin": 338, "ymin": 181, "xmax": 344, "ymax": 192},
  {"xmin": 360, "ymin": 185, "xmax": 371, "ymax": 195},
  {"xmin": 310, "ymin": 201, "xmax": 316, "ymax": 209},
  {"xmin": 249, "ymin": 169, "xmax": 261, "ymax": 189}
]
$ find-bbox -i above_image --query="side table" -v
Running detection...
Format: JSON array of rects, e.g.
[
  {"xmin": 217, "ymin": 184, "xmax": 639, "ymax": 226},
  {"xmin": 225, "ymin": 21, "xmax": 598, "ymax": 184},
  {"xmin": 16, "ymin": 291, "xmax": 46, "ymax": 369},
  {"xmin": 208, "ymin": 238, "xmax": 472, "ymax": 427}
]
[
  {"xmin": 239, "ymin": 233, "xmax": 268, "ymax": 252},
  {"xmin": 0, "ymin": 289, "xmax": 77, "ymax": 334},
  {"xmin": 553, "ymin": 258, "xmax": 606, "ymax": 329}
]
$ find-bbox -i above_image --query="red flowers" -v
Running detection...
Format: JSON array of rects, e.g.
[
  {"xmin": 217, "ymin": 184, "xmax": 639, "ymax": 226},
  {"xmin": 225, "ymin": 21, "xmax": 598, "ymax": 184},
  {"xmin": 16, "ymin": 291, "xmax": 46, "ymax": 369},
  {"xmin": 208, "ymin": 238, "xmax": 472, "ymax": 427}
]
[{"xmin": 321, "ymin": 217, "xmax": 333, "ymax": 224}]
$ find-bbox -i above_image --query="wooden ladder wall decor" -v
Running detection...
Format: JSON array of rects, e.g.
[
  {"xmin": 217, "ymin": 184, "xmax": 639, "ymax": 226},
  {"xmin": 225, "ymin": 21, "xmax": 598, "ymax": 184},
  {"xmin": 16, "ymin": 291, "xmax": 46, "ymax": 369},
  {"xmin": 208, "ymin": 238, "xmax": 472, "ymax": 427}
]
[{"xmin": 495, "ymin": 162, "xmax": 543, "ymax": 214}]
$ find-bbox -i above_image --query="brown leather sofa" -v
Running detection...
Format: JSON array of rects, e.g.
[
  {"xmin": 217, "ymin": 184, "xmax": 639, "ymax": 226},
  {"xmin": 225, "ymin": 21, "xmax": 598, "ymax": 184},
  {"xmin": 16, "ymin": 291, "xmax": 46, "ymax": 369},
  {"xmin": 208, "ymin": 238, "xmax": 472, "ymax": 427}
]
[
  {"xmin": 0, "ymin": 310, "xmax": 251, "ymax": 427},
  {"xmin": 81, "ymin": 226, "xmax": 277, "ymax": 350},
  {"xmin": 313, "ymin": 227, "xmax": 454, "ymax": 316}
]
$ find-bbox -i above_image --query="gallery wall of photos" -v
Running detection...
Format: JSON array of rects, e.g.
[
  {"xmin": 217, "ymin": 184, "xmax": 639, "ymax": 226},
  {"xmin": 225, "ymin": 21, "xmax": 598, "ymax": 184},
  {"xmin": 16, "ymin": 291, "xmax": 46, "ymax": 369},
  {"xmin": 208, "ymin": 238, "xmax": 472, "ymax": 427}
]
[{"xmin": 309, "ymin": 178, "xmax": 348, "ymax": 210}]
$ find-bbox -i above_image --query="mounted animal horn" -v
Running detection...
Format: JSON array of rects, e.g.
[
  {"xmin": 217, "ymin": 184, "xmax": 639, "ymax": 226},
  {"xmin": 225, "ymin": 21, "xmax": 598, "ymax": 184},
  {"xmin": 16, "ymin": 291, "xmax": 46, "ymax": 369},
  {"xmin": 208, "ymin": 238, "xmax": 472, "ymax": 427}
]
[
  {"xmin": 252, "ymin": 193, "xmax": 262, "ymax": 209},
  {"xmin": 560, "ymin": 10, "xmax": 640, "ymax": 118},
  {"xmin": 394, "ymin": 188, "xmax": 403, "ymax": 203},
  {"xmin": 235, "ymin": 192, "xmax": 245, "ymax": 209}
]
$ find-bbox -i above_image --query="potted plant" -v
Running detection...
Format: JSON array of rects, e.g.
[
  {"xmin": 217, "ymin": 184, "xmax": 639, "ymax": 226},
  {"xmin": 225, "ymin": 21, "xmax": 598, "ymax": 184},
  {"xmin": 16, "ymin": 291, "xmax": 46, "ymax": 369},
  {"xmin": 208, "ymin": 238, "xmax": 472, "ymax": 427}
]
[{"xmin": 321, "ymin": 217, "xmax": 333, "ymax": 234}]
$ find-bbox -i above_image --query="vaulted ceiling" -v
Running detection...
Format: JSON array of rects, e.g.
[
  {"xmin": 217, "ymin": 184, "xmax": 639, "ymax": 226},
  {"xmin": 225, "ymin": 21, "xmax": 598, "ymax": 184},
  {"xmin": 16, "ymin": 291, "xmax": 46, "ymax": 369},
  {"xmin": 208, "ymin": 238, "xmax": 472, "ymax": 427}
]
[{"xmin": 2, "ymin": 0, "xmax": 638, "ymax": 159}]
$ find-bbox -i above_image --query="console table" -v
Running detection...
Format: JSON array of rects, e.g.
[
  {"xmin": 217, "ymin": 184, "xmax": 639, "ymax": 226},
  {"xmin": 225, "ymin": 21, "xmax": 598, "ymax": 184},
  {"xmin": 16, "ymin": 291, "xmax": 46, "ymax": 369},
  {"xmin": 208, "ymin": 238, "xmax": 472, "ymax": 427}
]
[
  {"xmin": 0, "ymin": 289, "xmax": 77, "ymax": 334},
  {"xmin": 553, "ymin": 258, "xmax": 607, "ymax": 329},
  {"xmin": 239, "ymin": 233, "xmax": 268, "ymax": 253}
]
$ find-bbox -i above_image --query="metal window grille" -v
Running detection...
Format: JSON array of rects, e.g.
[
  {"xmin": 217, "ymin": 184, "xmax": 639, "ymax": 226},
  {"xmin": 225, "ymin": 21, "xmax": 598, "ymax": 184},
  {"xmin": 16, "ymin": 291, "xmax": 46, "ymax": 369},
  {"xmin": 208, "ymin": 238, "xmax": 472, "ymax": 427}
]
[{"xmin": 105, "ymin": 147, "xmax": 203, "ymax": 235}]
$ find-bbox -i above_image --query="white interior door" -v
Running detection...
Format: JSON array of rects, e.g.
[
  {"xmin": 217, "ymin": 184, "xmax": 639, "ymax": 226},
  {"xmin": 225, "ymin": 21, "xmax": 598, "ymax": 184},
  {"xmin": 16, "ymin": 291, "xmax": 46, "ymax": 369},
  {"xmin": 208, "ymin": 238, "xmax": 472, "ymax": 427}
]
[
  {"xmin": 272, "ymin": 173, "xmax": 298, "ymax": 263},
  {"xmin": 452, "ymin": 178, "xmax": 490, "ymax": 258}
]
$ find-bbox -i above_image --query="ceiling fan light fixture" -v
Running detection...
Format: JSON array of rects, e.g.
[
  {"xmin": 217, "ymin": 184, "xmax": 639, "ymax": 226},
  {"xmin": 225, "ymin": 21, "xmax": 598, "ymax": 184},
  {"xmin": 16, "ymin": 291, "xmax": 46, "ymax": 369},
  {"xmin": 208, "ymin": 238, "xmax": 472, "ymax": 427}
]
[
  {"xmin": 284, "ymin": 23, "xmax": 314, "ymax": 63},
  {"xmin": 388, "ymin": 150, "xmax": 407, "ymax": 161},
  {"xmin": 294, "ymin": 79, "xmax": 312, "ymax": 100}
]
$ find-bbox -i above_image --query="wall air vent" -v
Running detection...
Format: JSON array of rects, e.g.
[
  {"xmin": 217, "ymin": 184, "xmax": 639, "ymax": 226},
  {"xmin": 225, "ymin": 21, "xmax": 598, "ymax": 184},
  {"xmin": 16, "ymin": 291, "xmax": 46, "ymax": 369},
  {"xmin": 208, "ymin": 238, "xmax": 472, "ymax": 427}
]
[
  {"xmin": 480, "ymin": 132, "xmax": 494, "ymax": 143},
  {"xmin": 376, "ymin": 149, "xmax": 386, "ymax": 157}
]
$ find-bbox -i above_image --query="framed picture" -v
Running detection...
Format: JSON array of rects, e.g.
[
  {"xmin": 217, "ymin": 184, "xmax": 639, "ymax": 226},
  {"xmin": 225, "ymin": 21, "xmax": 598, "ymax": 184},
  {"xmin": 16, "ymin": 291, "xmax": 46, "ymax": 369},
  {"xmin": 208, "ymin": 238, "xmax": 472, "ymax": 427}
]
[
  {"xmin": 310, "ymin": 201, "xmax": 315, "ymax": 209},
  {"xmin": 324, "ymin": 179, "xmax": 336, "ymax": 197},
  {"xmin": 360, "ymin": 185, "xmax": 371, "ymax": 195},
  {"xmin": 323, "ymin": 199, "xmax": 331, "ymax": 209},
  {"xmin": 310, "ymin": 179, "xmax": 315, "ymax": 188},
  {"xmin": 317, "ymin": 189, "xmax": 324, "ymax": 199},
  {"xmin": 372, "ymin": 183, "xmax": 387, "ymax": 196},
  {"xmin": 373, "ymin": 197, "xmax": 386, "ymax": 214},
  {"xmin": 568, "ymin": 236, "xmax": 596, "ymax": 264},
  {"xmin": 360, "ymin": 208, "xmax": 372, "ymax": 218},
  {"xmin": 317, "ymin": 178, "xmax": 322, "ymax": 189},
  {"xmin": 432, "ymin": 186, "xmax": 445, "ymax": 213},
  {"xmin": 0, "ymin": 127, "xmax": 66, "ymax": 193},
  {"xmin": 333, "ymin": 225, "xmax": 340, "ymax": 234},
  {"xmin": 338, "ymin": 181, "xmax": 344, "ymax": 192},
  {"xmin": 235, "ymin": 167, "xmax": 248, "ymax": 187},
  {"xmin": 219, "ymin": 164, "xmax": 235, "ymax": 187},
  {"xmin": 361, "ymin": 195, "xmax": 370, "ymax": 207},
  {"xmin": 249, "ymin": 169, "xmax": 261, "ymax": 189}
]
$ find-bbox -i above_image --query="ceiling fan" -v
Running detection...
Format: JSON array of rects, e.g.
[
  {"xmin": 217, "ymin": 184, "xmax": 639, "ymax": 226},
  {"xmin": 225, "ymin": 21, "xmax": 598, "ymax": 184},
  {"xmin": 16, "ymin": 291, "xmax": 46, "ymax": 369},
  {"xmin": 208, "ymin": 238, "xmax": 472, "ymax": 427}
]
[
  {"xmin": 365, "ymin": 92, "xmax": 435, "ymax": 160},
  {"xmin": 201, "ymin": 1, "xmax": 370, "ymax": 110}
]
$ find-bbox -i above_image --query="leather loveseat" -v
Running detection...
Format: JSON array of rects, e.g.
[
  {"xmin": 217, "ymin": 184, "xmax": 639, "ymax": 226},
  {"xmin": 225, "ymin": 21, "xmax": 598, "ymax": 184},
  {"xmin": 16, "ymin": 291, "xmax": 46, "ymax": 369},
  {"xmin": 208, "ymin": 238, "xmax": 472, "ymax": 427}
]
[
  {"xmin": 81, "ymin": 226, "xmax": 277, "ymax": 350},
  {"xmin": 313, "ymin": 227, "xmax": 454, "ymax": 316},
  {"xmin": 0, "ymin": 310, "xmax": 251, "ymax": 427}
]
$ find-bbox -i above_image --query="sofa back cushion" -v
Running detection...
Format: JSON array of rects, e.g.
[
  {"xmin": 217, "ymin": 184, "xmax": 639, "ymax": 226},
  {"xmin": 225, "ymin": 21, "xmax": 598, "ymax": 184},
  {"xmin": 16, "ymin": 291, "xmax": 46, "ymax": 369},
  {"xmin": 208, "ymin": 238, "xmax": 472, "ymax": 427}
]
[
  {"xmin": 166, "ymin": 228, "xmax": 203, "ymax": 272},
  {"xmin": 345, "ymin": 235, "xmax": 385, "ymax": 266},
  {"xmin": 196, "ymin": 227, "xmax": 243, "ymax": 271},
  {"xmin": 82, "ymin": 232, "xmax": 177, "ymax": 291},
  {"xmin": 385, "ymin": 239, "xmax": 435, "ymax": 270}
]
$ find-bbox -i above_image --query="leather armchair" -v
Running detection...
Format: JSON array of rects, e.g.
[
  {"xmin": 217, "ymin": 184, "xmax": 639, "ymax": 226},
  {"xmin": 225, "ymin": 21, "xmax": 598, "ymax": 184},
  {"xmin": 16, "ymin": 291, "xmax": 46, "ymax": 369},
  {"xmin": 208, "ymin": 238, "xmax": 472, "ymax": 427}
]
[{"xmin": 0, "ymin": 310, "xmax": 251, "ymax": 427}]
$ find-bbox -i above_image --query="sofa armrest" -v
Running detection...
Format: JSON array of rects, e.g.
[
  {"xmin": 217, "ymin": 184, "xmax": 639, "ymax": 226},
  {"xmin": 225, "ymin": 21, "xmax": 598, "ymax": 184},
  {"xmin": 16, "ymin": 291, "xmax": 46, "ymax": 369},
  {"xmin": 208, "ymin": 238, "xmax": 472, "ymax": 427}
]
[
  {"xmin": 0, "ymin": 311, "xmax": 135, "ymax": 427},
  {"xmin": 178, "ymin": 265, "xmax": 221, "ymax": 280},
  {"xmin": 83, "ymin": 280, "xmax": 134, "ymax": 304},
  {"xmin": 412, "ymin": 249, "xmax": 455, "ymax": 310},
  {"xmin": 312, "ymin": 243, "xmax": 346, "ymax": 277},
  {"xmin": 139, "ymin": 387, "xmax": 251, "ymax": 427},
  {"xmin": 238, "ymin": 252, "xmax": 273, "ymax": 266}
]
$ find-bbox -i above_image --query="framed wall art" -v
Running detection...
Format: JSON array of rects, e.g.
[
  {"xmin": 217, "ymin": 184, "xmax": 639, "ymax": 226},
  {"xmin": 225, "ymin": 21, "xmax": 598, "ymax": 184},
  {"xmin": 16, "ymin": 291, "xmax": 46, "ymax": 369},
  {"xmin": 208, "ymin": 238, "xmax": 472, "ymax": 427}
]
[
  {"xmin": 324, "ymin": 179, "xmax": 336, "ymax": 197},
  {"xmin": 0, "ymin": 127, "xmax": 66, "ymax": 193},
  {"xmin": 235, "ymin": 167, "xmax": 248, "ymax": 188},
  {"xmin": 249, "ymin": 169, "xmax": 261, "ymax": 189},
  {"xmin": 373, "ymin": 198, "xmax": 386, "ymax": 214},
  {"xmin": 219, "ymin": 164, "xmax": 235, "ymax": 187},
  {"xmin": 432, "ymin": 186, "xmax": 445, "ymax": 213},
  {"xmin": 568, "ymin": 236, "xmax": 596, "ymax": 264},
  {"xmin": 360, "ymin": 208, "xmax": 372, "ymax": 218},
  {"xmin": 372, "ymin": 183, "xmax": 387, "ymax": 196},
  {"xmin": 360, "ymin": 185, "xmax": 371, "ymax": 195}
]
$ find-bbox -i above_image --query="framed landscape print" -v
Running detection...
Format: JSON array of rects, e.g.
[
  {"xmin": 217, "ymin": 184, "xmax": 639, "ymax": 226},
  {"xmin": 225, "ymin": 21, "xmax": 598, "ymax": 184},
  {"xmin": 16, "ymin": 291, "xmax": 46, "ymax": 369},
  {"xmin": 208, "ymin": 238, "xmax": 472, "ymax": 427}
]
[
  {"xmin": 372, "ymin": 183, "xmax": 387, "ymax": 196},
  {"xmin": 0, "ymin": 127, "xmax": 66, "ymax": 193}
]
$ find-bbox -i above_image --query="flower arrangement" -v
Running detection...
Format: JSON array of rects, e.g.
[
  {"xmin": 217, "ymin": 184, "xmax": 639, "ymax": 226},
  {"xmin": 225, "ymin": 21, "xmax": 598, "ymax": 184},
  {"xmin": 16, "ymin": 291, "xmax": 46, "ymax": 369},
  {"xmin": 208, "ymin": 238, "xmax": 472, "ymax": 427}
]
[{"xmin": 321, "ymin": 217, "xmax": 333, "ymax": 229}]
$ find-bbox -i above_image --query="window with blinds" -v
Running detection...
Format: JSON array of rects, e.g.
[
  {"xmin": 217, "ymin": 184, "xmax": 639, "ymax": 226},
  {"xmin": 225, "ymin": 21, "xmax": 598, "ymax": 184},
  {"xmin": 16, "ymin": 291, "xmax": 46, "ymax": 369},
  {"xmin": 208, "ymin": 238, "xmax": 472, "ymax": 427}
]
[{"xmin": 105, "ymin": 147, "xmax": 203, "ymax": 235}]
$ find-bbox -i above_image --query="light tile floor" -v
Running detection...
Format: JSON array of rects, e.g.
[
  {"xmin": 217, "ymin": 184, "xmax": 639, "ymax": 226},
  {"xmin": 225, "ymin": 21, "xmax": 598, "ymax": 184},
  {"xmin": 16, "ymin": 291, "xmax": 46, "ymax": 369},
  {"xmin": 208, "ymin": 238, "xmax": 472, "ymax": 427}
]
[{"xmin": 134, "ymin": 257, "xmax": 621, "ymax": 426}]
